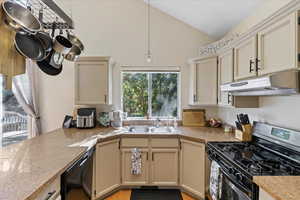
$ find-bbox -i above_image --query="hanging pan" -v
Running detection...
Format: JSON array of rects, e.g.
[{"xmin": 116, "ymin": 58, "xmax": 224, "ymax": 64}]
[
  {"xmin": 2, "ymin": 0, "xmax": 41, "ymax": 33},
  {"xmin": 36, "ymin": 50, "xmax": 63, "ymax": 76},
  {"xmin": 14, "ymin": 32, "xmax": 46, "ymax": 61}
]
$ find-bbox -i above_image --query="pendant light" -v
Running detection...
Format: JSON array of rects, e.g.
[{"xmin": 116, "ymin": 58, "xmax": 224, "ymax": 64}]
[{"xmin": 145, "ymin": 0, "xmax": 152, "ymax": 63}]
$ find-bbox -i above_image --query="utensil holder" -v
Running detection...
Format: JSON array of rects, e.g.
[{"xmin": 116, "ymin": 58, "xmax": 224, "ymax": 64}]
[{"xmin": 235, "ymin": 124, "xmax": 252, "ymax": 141}]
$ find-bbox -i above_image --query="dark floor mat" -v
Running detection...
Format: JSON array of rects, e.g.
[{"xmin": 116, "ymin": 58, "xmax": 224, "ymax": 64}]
[{"xmin": 130, "ymin": 189, "xmax": 183, "ymax": 200}]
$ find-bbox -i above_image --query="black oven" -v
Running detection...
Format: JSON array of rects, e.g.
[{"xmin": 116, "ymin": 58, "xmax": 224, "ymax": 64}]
[{"xmin": 207, "ymin": 146, "xmax": 259, "ymax": 200}]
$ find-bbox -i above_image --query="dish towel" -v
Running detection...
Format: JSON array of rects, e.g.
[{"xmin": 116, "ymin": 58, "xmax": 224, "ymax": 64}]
[
  {"xmin": 210, "ymin": 161, "xmax": 223, "ymax": 200},
  {"xmin": 131, "ymin": 148, "xmax": 142, "ymax": 175}
]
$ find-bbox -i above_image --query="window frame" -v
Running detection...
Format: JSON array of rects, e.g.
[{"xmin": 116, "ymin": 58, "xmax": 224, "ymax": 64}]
[{"xmin": 121, "ymin": 70, "xmax": 181, "ymax": 120}]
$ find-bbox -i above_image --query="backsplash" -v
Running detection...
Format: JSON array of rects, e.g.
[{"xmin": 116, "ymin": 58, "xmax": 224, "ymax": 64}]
[{"xmin": 218, "ymin": 95, "xmax": 300, "ymax": 130}]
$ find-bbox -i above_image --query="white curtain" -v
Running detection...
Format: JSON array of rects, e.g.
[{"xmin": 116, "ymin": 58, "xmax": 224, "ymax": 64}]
[{"xmin": 12, "ymin": 59, "xmax": 41, "ymax": 138}]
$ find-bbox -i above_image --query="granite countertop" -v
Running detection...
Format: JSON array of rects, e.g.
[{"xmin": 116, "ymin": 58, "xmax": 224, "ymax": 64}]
[
  {"xmin": 254, "ymin": 176, "xmax": 300, "ymax": 200},
  {"xmin": 0, "ymin": 126, "xmax": 237, "ymax": 200}
]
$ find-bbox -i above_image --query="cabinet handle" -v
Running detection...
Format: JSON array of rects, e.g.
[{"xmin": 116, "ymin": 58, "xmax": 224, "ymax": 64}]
[
  {"xmin": 255, "ymin": 58, "xmax": 261, "ymax": 71},
  {"xmin": 152, "ymin": 153, "xmax": 154, "ymax": 161},
  {"xmin": 44, "ymin": 190, "xmax": 56, "ymax": 200},
  {"xmin": 104, "ymin": 95, "xmax": 107, "ymax": 104},
  {"xmin": 193, "ymin": 94, "xmax": 197, "ymax": 102},
  {"xmin": 146, "ymin": 152, "xmax": 148, "ymax": 160},
  {"xmin": 249, "ymin": 59, "xmax": 255, "ymax": 73}
]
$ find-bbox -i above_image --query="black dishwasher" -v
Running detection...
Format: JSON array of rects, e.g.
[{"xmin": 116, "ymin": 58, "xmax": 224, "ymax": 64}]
[{"xmin": 61, "ymin": 147, "xmax": 95, "ymax": 200}]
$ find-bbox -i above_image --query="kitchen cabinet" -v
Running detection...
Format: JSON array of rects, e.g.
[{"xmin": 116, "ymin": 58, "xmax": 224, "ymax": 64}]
[
  {"xmin": 94, "ymin": 139, "xmax": 120, "ymax": 199},
  {"xmin": 180, "ymin": 139, "xmax": 206, "ymax": 199},
  {"xmin": 257, "ymin": 12, "xmax": 299, "ymax": 75},
  {"xmin": 150, "ymin": 149, "xmax": 178, "ymax": 186},
  {"xmin": 234, "ymin": 35, "xmax": 257, "ymax": 80},
  {"xmin": 75, "ymin": 56, "xmax": 114, "ymax": 105},
  {"xmin": 32, "ymin": 176, "xmax": 60, "ymax": 200},
  {"xmin": 121, "ymin": 148, "xmax": 150, "ymax": 185},
  {"xmin": 259, "ymin": 188, "xmax": 275, "ymax": 200},
  {"xmin": 190, "ymin": 56, "xmax": 218, "ymax": 105}
]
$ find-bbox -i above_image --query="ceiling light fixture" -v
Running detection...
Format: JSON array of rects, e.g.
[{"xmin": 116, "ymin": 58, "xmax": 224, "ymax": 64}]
[{"xmin": 145, "ymin": 0, "xmax": 152, "ymax": 63}]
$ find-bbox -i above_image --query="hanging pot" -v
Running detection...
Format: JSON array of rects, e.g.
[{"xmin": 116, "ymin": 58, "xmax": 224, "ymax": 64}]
[
  {"xmin": 2, "ymin": 0, "xmax": 42, "ymax": 34},
  {"xmin": 64, "ymin": 45, "xmax": 81, "ymax": 62},
  {"xmin": 53, "ymin": 35, "xmax": 72, "ymax": 54},
  {"xmin": 14, "ymin": 32, "xmax": 47, "ymax": 61},
  {"xmin": 37, "ymin": 50, "xmax": 63, "ymax": 76},
  {"xmin": 67, "ymin": 30, "xmax": 84, "ymax": 51}
]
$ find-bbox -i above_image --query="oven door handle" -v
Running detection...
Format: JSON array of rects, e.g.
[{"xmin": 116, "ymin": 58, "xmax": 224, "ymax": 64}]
[{"xmin": 219, "ymin": 167, "xmax": 252, "ymax": 197}]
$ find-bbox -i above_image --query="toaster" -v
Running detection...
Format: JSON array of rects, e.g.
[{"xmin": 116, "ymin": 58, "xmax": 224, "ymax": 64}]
[{"xmin": 76, "ymin": 108, "xmax": 97, "ymax": 129}]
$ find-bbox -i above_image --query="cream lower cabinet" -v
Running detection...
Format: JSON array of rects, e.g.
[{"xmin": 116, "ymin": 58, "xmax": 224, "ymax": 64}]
[
  {"xmin": 93, "ymin": 139, "xmax": 120, "ymax": 199},
  {"xmin": 259, "ymin": 188, "xmax": 275, "ymax": 200},
  {"xmin": 121, "ymin": 148, "xmax": 150, "ymax": 185},
  {"xmin": 257, "ymin": 12, "xmax": 299, "ymax": 75},
  {"xmin": 180, "ymin": 139, "xmax": 206, "ymax": 199},
  {"xmin": 151, "ymin": 149, "xmax": 178, "ymax": 186}
]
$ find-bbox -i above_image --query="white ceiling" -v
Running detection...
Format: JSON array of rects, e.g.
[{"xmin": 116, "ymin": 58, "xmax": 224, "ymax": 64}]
[{"xmin": 146, "ymin": 0, "xmax": 262, "ymax": 39}]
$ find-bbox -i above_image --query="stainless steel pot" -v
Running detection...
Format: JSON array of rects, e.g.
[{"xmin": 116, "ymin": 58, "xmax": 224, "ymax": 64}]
[
  {"xmin": 64, "ymin": 45, "xmax": 81, "ymax": 62},
  {"xmin": 53, "ymin": 35, "xmax": 73, "ymax": 54},
  {"xmin": 67, "ymin": 31, "xmax": 84, "ymax": 51},
  {"xmin": 2, "ymin": 0, "xmax": 42, "ymax": 33}
]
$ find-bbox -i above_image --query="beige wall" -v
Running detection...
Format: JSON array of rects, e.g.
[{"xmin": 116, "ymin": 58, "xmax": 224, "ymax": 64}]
[
  {"xmin": 37, "ymin": 0, "xmax": 214, "ymax": 133},
  {"xmin": 218, "ymin": 0, "xmax": 300, "ymax": 130}
]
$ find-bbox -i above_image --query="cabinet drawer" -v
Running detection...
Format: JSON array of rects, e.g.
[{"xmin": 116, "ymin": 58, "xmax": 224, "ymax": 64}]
[
  {"xmin": 151, "ymin": 138, "xmax": 179, "ymax": 148},
  {"xmin": 33, "ymin": 176, "xmax": 60, "ymax": 200},
  {"xmin": 121, "ymin": 138, "xmax": 149, "ymax": 147}
]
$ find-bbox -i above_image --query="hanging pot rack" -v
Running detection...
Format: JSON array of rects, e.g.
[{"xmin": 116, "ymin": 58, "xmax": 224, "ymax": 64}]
[{"xmin": 15, "ymin": 0, "xmax": 74, "ymax": 30}]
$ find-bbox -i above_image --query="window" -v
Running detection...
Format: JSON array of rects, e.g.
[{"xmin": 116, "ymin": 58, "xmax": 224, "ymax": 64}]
[
  {"xmin": 0, "ymin": 75, "xmax": 29, "ymax": 147},
  {"xmin": 122, "ymin": 71, "xmax": 180, "ymax": 119}
]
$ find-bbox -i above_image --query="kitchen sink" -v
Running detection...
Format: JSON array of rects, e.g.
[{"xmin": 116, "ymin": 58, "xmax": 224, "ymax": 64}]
[{"xmin": 126, "ymin": 126, "xmax": 179, "ymax": 134}]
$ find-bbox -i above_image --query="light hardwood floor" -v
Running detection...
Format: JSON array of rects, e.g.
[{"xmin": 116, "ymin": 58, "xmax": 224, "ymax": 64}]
[{"xmin": 104, "ymin": 190, "xmax": 197, "ymax": 200}]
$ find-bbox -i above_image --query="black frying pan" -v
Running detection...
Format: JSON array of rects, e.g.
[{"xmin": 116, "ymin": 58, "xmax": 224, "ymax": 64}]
[
  {"xmin": 14, "ymin": 32, "xmax": 46, "ymax": 61},
  {"xmin": 36, "ymin": 50, "xmax": 63, "ymax": 76},
  {"xmin": 36, "ymin": 31, "xmax": 53, "ymax": 53}
]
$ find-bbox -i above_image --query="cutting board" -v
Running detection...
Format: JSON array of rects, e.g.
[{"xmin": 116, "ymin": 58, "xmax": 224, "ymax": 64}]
[{"xmin": 182, "ymin": 109, "xmax": 206, "ymax": 127}]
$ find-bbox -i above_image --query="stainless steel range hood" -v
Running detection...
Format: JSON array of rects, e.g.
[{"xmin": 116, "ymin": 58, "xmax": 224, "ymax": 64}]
[{"xmin": 221, "ymin": 70, "xmax": 300, "ymax": 96}]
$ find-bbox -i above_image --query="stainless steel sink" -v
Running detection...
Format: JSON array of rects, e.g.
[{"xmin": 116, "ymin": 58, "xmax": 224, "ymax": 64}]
[{"xmin": 126, "ymin": 126, "xmax": 178, "ymax": 134}]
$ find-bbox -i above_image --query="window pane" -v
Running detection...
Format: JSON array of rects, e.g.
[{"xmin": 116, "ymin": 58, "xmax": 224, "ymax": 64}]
[
  {"xmin": 151, "ymin": 73, "xmax": 178, "ymax": 118},
  {"xmin": 122, "ymin": 73, "xmax": 148, "ymax": 118},
  {"xmin": 1, "ymin": 75, "xmax": 28, "ymax": 147}
]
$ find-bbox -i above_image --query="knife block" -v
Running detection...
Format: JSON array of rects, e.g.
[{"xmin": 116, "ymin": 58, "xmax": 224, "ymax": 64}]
[{"xmin": 235, "ymin": 124, "xmax": 252, "ymax": 141}]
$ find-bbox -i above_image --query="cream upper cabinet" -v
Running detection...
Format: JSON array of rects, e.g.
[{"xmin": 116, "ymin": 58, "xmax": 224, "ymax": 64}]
[
  {"xmin": 257, "ymin": 12, "xmax": 299, "ymax": 75},
  {"xmin": 190, "ymin": 57, "xmax": 218, "ymax": 105},
  {"xmin": 180, "ymin": 139, "xmax": 206, "ymax": 199},
  {"xmin": 234, "ymin": 35, "xmax": 257, "ymax": 80},
  {"xmin": 94, "ymin": 139, "xmax": 120, "ymax": 199},
  {"xmin": 218, "ymin": 49, "xmax": 234, "ymax": 85},
  {"xmin": 259, "ymin": 188, "xmax": 275, "ymax": 200},
  {"xmin": 150, "ymin": 149, "xmax": 178, "ymax": 186},
  {"xmin": 121, "ymin": 148, "xmax": 149, "ymax": 185},
  {"xmin": 218, "ymin": 49, "xmax": 234, "ymax": 106},
  {"xmin": 75, "ymin": 57, "xmax": 113, "ymax": 105}
]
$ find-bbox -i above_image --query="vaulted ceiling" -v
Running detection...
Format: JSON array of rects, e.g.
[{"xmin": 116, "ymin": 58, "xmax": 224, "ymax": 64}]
[{"xmin": 146, "ymin": 0, "xmax": 262, "ymax": 39}]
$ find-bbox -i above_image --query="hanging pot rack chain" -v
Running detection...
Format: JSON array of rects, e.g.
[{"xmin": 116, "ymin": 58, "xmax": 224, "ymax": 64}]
[{"xmin": 15, "ymin": 0, "xmax": 74, "ymax": 30}]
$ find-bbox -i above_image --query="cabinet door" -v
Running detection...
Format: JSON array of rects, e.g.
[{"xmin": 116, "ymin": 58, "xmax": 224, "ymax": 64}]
[
  {"xmin": 234, "ymin": 36, "xmax": 257, "ymax": 80},
  {"xmin": 218, "ymin": 49, "xmax": 234, "ymax": 106},
  {"xmin": 75, "ymin": 59, "xmax": 108, "ymax": 104},
  {"xmin": 259, "ymin": 188, "xmax": 275, "ymax": 200},
  {"xmin": 258, "ymin": 12, "xmax": 298, "ymax": 75},
  {"xmin": 94, "ymin": 139, "xmax": 120, "ymax": 198},
  {"xmin": 121, "ymin": 148, "xmax": 149, "ymax": 185},
  {"xmin": 195, "ymin": 57, "xmax": 218, "ymax": 105},
  {"xmin": 180, "ymin": 140, "xmax": 206, "ymax": 199},
  {"xmin": 151, "ymin": 149, "xmax": 178, "ymax": 186}
]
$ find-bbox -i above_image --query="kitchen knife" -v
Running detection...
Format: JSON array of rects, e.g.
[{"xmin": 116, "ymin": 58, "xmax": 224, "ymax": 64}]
[
  {"xmin": 235, "ymin": 121, "xmax": 243, "ymax": 131},
  {"xmin": 243, "ymin": 114, "xmax": 250, "ymax": 124}
]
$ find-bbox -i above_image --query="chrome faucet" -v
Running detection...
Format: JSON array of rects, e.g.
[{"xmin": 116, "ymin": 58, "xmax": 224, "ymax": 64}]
[{"xmin": 155, "ymin": 118, "xmax": 161, "ymax": 128}]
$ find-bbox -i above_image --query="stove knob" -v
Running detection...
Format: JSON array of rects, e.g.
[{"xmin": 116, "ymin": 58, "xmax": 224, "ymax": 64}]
[
  {"xmin": 228, "ymin": 168, "xmax": 235, "ymax": 174},
  {"xmin": 236, "ymin": 173, "xmax": 244, "ymax": 181}
]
